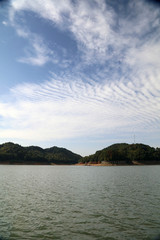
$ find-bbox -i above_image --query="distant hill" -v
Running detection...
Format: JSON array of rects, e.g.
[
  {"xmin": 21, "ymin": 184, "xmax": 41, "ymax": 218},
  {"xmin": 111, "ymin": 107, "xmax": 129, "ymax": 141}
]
[
  {"xmin": 0, "ymin": 142, "xmax": 81, "ymax": 165},
  {"xmin": 0, "ymin": 142, "xmax": 159, "ymax": 166},
  {"xmin": 79, "ymin": 143, "xmax": 160, "ymax": 165}
]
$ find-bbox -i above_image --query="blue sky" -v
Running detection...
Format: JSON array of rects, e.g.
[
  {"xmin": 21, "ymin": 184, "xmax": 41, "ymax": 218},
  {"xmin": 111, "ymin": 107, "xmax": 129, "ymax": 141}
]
[{"xmin": 0, "ymin": 0, "xmax": 160, "ymax": 155}]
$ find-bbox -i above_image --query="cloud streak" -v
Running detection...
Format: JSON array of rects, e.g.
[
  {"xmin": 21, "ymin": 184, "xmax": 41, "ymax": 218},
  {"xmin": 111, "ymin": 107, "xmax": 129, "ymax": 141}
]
[
  {"xmin": 9, "ymin": 0, "xmax": 160, "ymax": 68},
  {"xmin": 9, "ymin": 0, "xmax": 116, "ymax": 64},
  {"xmin": 18, "ymin": 34, "xmax": 52, "ymax": 66},
  {"xmin": 0, "ymin": 67, "xmax": 159, "ymax": 143},
  {"xmin": 0, "ymin": 0, "xmax": 160, "ymax": 152}
]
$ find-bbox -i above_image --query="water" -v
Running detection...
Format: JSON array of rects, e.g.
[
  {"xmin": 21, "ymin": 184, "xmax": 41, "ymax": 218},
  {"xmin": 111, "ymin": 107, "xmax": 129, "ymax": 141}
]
[{"xmin": 0, "ymin": 165, "xmax": 160, "ymax": 240}]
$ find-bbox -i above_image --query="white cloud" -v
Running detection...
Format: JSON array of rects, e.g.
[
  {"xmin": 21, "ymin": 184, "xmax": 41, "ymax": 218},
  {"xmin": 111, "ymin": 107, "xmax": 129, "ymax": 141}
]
[
  {"xmin": 68, "ymin": 0, "xmax": 115, "ymax": 62},
  {"xmin": 1, "ymin": 0, "xmax": 160, "ymax": 150},
  {"xmin": 18, "ymin": 35, "xmax": 52, "ymax": 66},
  {"xmin": 9, "ymin": 0, "xmax": 160, "ymax": 68},
  {"xmin": 11, "ymin": 0, "xmax": 71, "ymax": 24},
  {"xmin": 0, "ymin": 68, "xmax": 159, "ymax": 143},
  {"xmin": 125, "ymin": 40, "xmax": 160, "ymax": 71},
  {"xmin": 9, "ymin": 8, "xmax": 54, "ymax": 66},
  {"xmin": 10, "ymin": 0, "xmax": 116, "ymax": 63},
  {"xmin": 2, "ymin": 21, "xmax": 8, "ymax": 26},
  {"xmin": 117, "ymin": 0, "xmax": 160, "ymax": 72}
]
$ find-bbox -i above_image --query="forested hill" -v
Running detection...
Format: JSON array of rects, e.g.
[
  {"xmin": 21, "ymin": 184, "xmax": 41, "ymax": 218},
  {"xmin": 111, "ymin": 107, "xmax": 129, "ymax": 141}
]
[
  {"xmin": 79, "ymin": 143, "xmax": 160, "ymax": 165},
  {"xmin": 1, "ymin": 142, "xmax": 160, "ymax": 165},
  {"xmin": 0, "ymin": 142, "xmax": 81, "ymax": 165}
]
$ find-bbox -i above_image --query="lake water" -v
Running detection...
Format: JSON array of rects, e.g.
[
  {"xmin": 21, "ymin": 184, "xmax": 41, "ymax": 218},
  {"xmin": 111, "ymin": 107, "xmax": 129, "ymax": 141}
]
[{"xmin": 0, "ymin": 165, "xmax": 160, "ymax": 240}]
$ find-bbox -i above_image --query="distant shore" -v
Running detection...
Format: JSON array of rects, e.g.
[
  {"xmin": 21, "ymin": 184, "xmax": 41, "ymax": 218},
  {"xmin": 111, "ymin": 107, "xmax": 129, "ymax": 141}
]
[
  {"xmin": 0, "ymin": 142, "xmax": 160, "ymax": 166},
  {"xmin": 76, "ymin": 161, "xmax": 160, "ymax": 166},
  {"xmin": 0, "ymin": 161, "xmax": 160, "ymax": 166}
]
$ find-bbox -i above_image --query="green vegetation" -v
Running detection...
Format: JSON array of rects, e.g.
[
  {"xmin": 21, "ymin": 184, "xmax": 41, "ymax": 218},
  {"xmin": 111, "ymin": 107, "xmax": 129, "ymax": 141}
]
[
  {"xmin": 0, "ymin": 142, "xmax": 159, "ymax": 165},
  {"xmin": 79, "ymin": 143, "xmax": 160, "ymax": 165},
  {"xmin": 0, "ymin": 142, "xmax": 81, "ymax": 165}
]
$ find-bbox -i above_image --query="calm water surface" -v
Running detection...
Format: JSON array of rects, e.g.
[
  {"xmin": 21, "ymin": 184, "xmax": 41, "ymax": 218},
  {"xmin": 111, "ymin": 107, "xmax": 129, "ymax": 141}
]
[{"xmin": 0, "ymin": 165, "xmax": 160, "ymax": 240}]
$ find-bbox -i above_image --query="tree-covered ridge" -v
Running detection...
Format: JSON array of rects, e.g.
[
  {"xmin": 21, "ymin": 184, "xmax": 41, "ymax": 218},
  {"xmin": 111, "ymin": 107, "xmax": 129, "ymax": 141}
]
[
  {"xmin": 0, "ymin": 142, "xmax": 160, "ymax": 165},
  {"xmin": 79, "ymin": 143, "xmax": 160, "ymax": 165},
  {"xmin": 0, "ymin": 142, "xmax": 81, "ymax": 164}
]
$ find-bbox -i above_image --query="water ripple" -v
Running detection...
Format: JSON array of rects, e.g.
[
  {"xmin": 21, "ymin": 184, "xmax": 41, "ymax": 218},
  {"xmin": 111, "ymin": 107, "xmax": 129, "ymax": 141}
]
[{"xmin": 0, "ymin": 165, "xmax": 160, "ymax": 240}]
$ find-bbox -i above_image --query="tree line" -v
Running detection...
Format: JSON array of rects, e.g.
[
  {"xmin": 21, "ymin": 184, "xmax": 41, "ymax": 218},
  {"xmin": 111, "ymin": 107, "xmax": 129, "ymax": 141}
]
[
  {"xmin": 0, "ymin": 142, "xmax": 81, "ymax": 164},
  {"xmin": 79, "ymin": 143, "xmax": 160, "ymax": 164}
]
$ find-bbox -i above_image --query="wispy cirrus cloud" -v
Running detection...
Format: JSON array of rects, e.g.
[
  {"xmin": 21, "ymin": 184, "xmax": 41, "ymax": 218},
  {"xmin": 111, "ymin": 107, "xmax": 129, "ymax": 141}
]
[
  {"xmin": 9, "ymin": 0, "xmax": 160, "ymax": 69},
  {"xmin": 118, "ymin": 1, "xmax": 160, "ymax": 74},
  {"xmin": 1, "ymin": 0, "xmax": 160, "ymax": 153},
  {"xmin": 9, "ymin": 0, "xmax": 116, "ymax": 64},
  {"xmin": 18, "ymin": 34, "xmax": 52, "ymax": 66},
  {"xmin": 2, "ymin": 21, "xmax": 8, "ymax": 25},
  {"xmin": 0, "ymin": 67, "xmax": 159, "ymax": 143}
]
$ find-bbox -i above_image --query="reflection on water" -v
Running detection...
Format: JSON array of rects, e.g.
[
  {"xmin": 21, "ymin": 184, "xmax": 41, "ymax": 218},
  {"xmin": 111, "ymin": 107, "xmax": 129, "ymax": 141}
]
[{"xmin": 0, "ymin": 165, "xmax": 160, "ymax": 240}]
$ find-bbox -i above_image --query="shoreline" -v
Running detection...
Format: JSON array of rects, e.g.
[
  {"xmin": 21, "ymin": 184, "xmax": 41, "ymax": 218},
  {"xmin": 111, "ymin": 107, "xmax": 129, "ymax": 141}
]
[
  {"xmin": 75, "ymin": 161, "xmax": 160, "ymax": 166},
  {"xmin": 0, "ymin": 162, "xmax": 160, "ymax": 166}
]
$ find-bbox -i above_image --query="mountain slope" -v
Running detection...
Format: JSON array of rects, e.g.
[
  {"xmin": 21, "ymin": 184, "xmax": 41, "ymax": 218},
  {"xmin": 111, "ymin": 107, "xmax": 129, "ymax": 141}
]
[
  {"xmin": 0, "ymin": 142, "xmax": 81, "ymax": 164},
  {"xmin": 79, "ymin": 143, "xmax": 160, "ymax": 165}
]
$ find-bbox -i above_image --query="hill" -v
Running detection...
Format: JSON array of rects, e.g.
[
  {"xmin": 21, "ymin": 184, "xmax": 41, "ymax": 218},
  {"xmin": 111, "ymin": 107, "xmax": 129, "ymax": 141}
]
[
  {"xmin": 79, "ymin": 143, "xmax": 160, "ymax": 165},
  {"xmin": 0, "ymin": 142, "xmax": 81, "ymax": 165},
  {"xmin": 0, "ymin": 142, "xmax": 159, "ymax": 166}
]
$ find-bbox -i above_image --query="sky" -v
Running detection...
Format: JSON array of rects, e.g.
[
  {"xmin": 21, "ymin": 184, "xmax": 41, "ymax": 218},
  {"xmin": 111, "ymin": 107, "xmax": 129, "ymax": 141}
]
[{"xmin": 0, "ymin": 0, "xmax": 160, "ymax": 156}]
